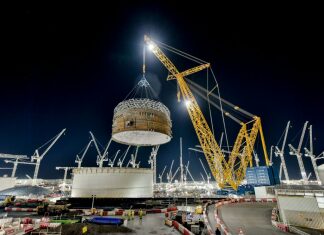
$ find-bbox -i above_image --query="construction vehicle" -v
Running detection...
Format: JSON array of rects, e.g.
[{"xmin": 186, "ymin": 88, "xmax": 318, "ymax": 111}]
[
  {"xmin": 0, "ymin": 195, "xmax": 15, "ymax": 208},
  {"xmin": 144, "ymin": 35, "xmax": 269, "ymax": 189},
  {"xmin": 37, "ymin": 203, "xmax": 70, "ymax": 216}
]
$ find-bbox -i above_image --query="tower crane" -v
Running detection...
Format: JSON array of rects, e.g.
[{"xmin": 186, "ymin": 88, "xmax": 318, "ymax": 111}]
[
  {"xmin": 158, "ymin": 165, "xmax": 167, "ymax": 183},
  {"xmin": 179, "ymin": 138, "xmax": 184, "ymax": 184},
  {"xmin": 148, "ymin": 145, "xmax": 160, "ymax": 183},
  {"xmin": 0, "ymin": 154, "xmax": 28, "ymax": 177},
  {"xmin": 170, "ymin": 167, "xmax": 180, "ymax": 183},
  {"xmin": 274, "ymin": 121, "xmax": 290, "ymax": 182},
  {"xmin": 4, "ymin": 159, "xmax": 36, "ymax": 179},
  {"xmin": 200, "ymin": 173, "xmax": 206, "ymax": 183},
  {"xmin": 75, "ymin": 139, "xmax": 93, "ymax": 168},
  {"xmin": 89, "ymin": 132, "xmax": 112, "ymax": 168},
  {"xmin": 185, "ymin": 163, "xmax": 197, "ymax": 186},
  {"xmin": 289, "ymin": 121, "xmax": 309, "ymax": 183},
  {"xmin": 144, "ymin": 35, "xmax": 269, "ymax": 189},
  {"xmin": 269, "ymin": 146, "xmax": 274, "ymax": 166},
  {"xmin": 31, "ymin": 129, "xmax": 66, "ymax": 185},
  {"xmin": 253, "ymin": 151, "xmax": 260, "ymax": 167},
  {"xmin": 304, "ymin": 125, "xmax": 324, "ymax": 184},
  {"xmin": 56, "ymin": 167, "xmax": 73, "ymax": 189},
  {"xmin": 199, "ymin": 158, "xmax": 211, "ymax": 185},
  {"xmin": 108, "ymin": 150, "xmax": 120, "ymax": 167},
  {"xmin": 117, "ymin": 145, "xmax": 131, "ymax": 167},
  {"xmin": 184, "ymin": 161, "xmax": 190, "ymax": 184},
  {"xmin": 166, "ymin": 160, "xmax": 174, "ymax": 183},
  {"xmin": 130, "ymin": 146, "xmax": 140, "ymax": 168}
]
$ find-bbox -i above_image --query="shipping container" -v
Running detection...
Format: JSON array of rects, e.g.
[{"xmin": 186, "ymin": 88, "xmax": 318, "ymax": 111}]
[{"xmin": 246, "ymin": 166, "xmax": 277, "ymax": 186}]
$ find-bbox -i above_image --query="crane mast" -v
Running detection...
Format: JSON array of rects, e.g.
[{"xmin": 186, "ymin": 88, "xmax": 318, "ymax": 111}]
[
  {"xmin": 179, "ymin": 137, "xmax": 184, "ymax": 184},
  {"xmin": 275, "ymin": 121, "xmax": 290, "ymax": 182},
  {"xmin": 144, "ymin": 35, "xmax": 268, "ymax": 189},
  {"xmin": 56, "ymin": 166, "xmax": 73, "ymax": 189},
  {"xmin": 304, "ymin": 125, "xmax": 323, "ymax": 184},
  {"xmin": 108, "ymin": 150, "xmax": 120, "ymax": 167},
  {"xmin": 289, "ymin": 121, "xmax": 309, "ymax": 183},
  {"xmin": 148, "ymin": 145, "xmax": 160, "ymax": 184},
  {"xmin": 159, "ymin": 165, "xmax": 167, "ymax": 183},
  {"xmin": 199, "ymin": 158, "xmax": 211, "ymax": 184}
]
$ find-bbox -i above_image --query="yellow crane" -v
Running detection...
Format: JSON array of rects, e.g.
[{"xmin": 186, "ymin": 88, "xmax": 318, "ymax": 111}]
[{"xmin": 144, "ymin": 35, "xmax": 269, "ymax": 189}]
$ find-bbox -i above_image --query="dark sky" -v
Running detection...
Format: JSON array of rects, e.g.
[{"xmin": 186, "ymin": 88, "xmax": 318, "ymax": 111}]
[{"xmin": 0, "ymin": 3, "xmax": 323, "ymax": 181}]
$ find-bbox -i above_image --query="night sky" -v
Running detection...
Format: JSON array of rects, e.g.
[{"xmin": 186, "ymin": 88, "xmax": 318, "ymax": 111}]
[{"xmin": 0, "ymin": 3, "xmax": 323, "ymax": 181}]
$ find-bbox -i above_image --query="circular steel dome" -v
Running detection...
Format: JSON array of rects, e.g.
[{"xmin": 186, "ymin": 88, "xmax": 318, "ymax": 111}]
[
  {"xmin": 112, "ymin": 98, "xmax": 172, "ymax": 146},
  {"xmin": 0, "ymin": 185, "xmax": 52, "ymax": 197}
]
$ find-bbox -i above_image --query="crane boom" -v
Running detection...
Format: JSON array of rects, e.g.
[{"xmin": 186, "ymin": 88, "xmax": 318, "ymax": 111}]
[
  {"xmin": 144, "ymin": 35, "xmax": 269, "ymax": 189},
  {"xmin": 159, "ymin": 165, "xmax": 167, "ymax": 183},
  {"xmin": 32, "ymin": 129, "xmax": 66, "ymax": 160},
  {"xmin": 288, "ymin": 121, "xmax": 309, "ymax": 183},
  {"xmin": 145, "ymin": 35, "xmax": 228, "ymax": 187},
  {"xmin": 31, "ymin": 128, "xmax": 66, "ymax": 185},
  {"xmin": 304, "ymin": 125, "xmax": 322, "ymax": 184},
  {"xmin": 275, "ymin": 121, "xmax": 290, "ymax": 181},
  {"xmin": 75, "ymin": 139, "xmax": 93, "ymax": 168}
]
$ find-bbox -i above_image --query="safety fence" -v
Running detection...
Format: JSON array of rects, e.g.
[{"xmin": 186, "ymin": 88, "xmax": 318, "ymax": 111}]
[
  {"xmin": 270, "ymin": 206, "xmax": 311, "ymax": 234},
  {"xmin": 87, "ymin": 207, "xmax": 178, "ymax": 216},
  {"xmin": 288, "ymin": 226, "xmax": 310, "ymax": 235},
  {"xmin": 164, "ymin": 217, "xmax": 194, "ymax": 235},
  {"xmin": 202, "ymin": 202, "xmax": 213, "ymax": 235},
  {"xmin": 270, "ymin": 206, "xmax": 291, "ymax": 232},
  {"xmin": 4, "ymin": 207, "xmax": 37, "ymax": 212},
  {"xmin": 203, "ymin": 198, "xmax": 279, "ymax": 235}
]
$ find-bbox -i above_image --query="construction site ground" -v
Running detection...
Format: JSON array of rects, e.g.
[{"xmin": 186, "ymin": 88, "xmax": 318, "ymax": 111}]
[{"xmin": 207, "ymin": 202, "xmax": 292, "ymax": 234}]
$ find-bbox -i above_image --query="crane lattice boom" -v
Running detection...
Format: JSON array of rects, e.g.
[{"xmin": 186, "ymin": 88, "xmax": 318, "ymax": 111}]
[{"xmin": 144, "ymin": 35, "xmax": 268, "ymax": 189}]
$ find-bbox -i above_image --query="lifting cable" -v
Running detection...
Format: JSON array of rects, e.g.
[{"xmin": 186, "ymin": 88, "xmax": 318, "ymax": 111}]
[
  {"xmin": 36, "ymin": 132, "xmax": 63, "ymax": 151},
  {"xmin": 188, "ymin": 84, "xmax": 242, "ymax": 124},
  {"xmin": 156, "ymin": 40, "xmax": 207, "ymax": 65},
  {"xmin": 209, "ymin": 67, "xmax": 230, "ymax": 153},
  {"xmin": 77, "ymin": 141, "xmax": 91, "ymax": 156},
  {"xmin": 187, "ymin": 78, "xmax": 254, "ymax": 119},
  {"xmin": 207, "ymin": 68, "xmax": 215, "ymax": 137},
  {"xmin": 291, "ymin": 125, "xmax": 304, "ymax": 143},
  {"xmin": 155, "ymin": 39, "xmax": 231, "ymax": 153},
  {"xmin": 276, "ymin": 127, "xmax": 287, "ymax": 147}
]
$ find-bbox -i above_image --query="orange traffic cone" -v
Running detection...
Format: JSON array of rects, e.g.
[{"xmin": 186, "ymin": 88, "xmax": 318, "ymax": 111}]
[{"xmin": 238, "ymin": 228, "xmax": 244, "ymax": 235}]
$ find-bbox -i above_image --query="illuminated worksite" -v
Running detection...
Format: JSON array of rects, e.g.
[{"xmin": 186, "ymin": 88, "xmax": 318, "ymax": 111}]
[{"xmin": 0, "ymin": 34, "xmax": 323, "ymax": 235}]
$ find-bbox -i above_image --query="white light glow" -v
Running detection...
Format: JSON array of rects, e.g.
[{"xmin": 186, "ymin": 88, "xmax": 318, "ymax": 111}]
[
  {"xmin": 148, "ymin": 43, "xmax": 155, "ymax": 51},
  {"xmin": 185, "ymin": 100, "xmax": 191, "ymax": 107}
]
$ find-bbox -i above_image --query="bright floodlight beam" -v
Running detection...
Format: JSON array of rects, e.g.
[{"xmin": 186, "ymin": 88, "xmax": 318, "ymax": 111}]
[
  {"xmin": 185, "ymin": 100, "xmax": 191, "ymax": 107},
  {"xmin": 148, "ymin": 43, "xmax": 155, "ymax": 51}
]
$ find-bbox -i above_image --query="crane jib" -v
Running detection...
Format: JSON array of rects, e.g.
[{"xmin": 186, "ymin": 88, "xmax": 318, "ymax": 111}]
[{"xmin": 144, "ymin": 35, "xmax": 269, "ymax": 189}]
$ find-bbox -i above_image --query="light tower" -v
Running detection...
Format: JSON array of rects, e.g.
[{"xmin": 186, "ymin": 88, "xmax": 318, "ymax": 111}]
[
  {"xmin": 289, "ymin": 121, "xmax": 308, "ymax": 184},
  {"xmin": 0, "ymin": 154, "xmax": 28, "ymax": 177},
  {"xmin": 31, "ymin": 129, "xmax": 66, "ymax": 186}
]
